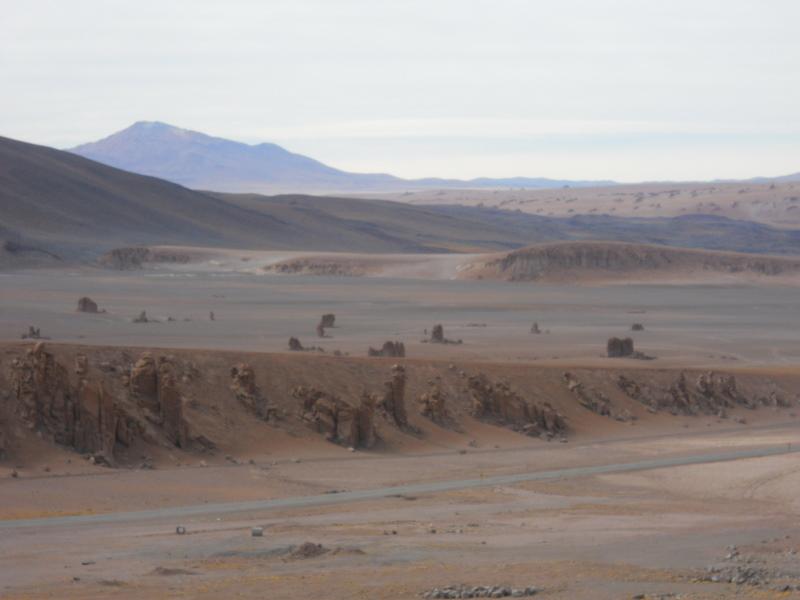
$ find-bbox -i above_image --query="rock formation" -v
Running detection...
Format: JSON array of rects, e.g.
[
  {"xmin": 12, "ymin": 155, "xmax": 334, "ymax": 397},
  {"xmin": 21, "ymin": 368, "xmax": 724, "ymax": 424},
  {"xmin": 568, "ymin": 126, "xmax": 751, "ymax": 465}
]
[
  {"xmin": 9, "ymin": 343, "xmax": 123, "ymax": 463},
  {"xmin": 607, "ymin": 337, "xmax": 634, "ymax": 357},
  {"xmin": 128, "ymin": 353, "xmax": 189, "ymax": 447},
  {"xmin": 294, "ymin": 387, "xmax": 376, "ymax": 448},
  {"xmin": 615, "ymin": 371, "xmax": 791, "ymax": 416},
  {"xmin": 230, "ymin": 363, "xmax": 275, "ymax": 420},
  {"xmin": 129, "ymin": 353, "xmax": 159, "ymax": 412},
  {"xmin": 377, "ymin": 364, "xmax": 408, "ymax": 428},
  {"xmin": 417, "ymin": 383, "xmax": 452, "ymax": 427},
  {"xmin": 563, "ymin": 372, "xmax": 617, "ymax": 418},
  {"xmin": 76, "ymin": 297, "xmax": 100, "ymax": 313},
  {"xmin": 20, "ymin": 326, "xmax": 45, "ymax": 340},
  {"xmin": 368, "ymin": 341, "xmax": 406, "ymax": 358},
  {"xmin": 468, "ymin": 374, "xmax": 566, "ymax": 438},
  {"xmin": 157, "ymin": 363, "xmax": 187, "ymax": 447},
  {"xmin": 427, "ymin": 324, "xmax": 462, "ymax": 345},
  {"xmin": 100, "ymin": 247, "xmax": 191, "ymax": 270}
]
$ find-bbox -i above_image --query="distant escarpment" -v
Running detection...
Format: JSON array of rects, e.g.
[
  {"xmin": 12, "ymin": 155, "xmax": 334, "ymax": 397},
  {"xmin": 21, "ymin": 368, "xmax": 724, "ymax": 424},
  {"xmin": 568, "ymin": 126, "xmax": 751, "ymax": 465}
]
[{"xmin": 459, "ymin": 242, "xmax": 800, "ymax": 284}]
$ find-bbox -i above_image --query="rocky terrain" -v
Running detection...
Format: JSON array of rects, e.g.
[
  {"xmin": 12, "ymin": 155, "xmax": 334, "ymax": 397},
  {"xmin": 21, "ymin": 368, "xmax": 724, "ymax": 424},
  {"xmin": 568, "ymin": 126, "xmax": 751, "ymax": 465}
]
[
  {"xmin": 459, "ymin": 241, "xmax": 800, "ymax": 284},
  {"xmin": 1, "ymin": 342, "xmax": 797, "ymax": 469}
]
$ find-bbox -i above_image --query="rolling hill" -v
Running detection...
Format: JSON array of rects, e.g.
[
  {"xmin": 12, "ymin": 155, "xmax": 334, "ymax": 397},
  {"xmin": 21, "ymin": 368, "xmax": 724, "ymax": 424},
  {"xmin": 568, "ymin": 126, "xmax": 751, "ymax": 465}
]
[{"xmin": 3, "ymin": 134, "xmax": 800, "ymax": 267}]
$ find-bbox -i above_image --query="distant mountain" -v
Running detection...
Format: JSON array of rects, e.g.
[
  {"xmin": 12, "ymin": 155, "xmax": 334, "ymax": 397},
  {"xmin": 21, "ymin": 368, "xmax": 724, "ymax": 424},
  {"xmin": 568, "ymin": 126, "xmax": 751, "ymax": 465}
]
[
  {"xmin": 69, "ymin": 121, "xmax": 615, "ymax": 193},
  {"xmin": 0, "ymin": 134, "xmax": 585, "ymax": 260}
]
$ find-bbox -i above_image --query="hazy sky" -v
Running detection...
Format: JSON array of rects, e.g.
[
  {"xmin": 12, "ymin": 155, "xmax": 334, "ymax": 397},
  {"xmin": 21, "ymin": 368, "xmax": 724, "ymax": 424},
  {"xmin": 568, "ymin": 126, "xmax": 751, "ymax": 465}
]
[{"xmin": 3, "ymin": 0, "xmax": 799, "ymax": 181}]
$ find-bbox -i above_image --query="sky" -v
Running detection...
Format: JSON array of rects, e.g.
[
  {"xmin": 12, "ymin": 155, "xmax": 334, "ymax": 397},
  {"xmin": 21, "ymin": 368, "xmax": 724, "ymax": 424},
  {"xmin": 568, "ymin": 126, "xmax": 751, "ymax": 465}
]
[{"xmin": 2, "ymin": 0, "xmax": 799, "ymax": 182}]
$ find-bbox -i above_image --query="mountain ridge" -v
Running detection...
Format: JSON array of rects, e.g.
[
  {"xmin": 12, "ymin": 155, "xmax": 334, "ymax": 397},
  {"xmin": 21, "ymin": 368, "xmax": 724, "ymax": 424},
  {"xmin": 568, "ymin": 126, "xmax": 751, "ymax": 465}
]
[{"xmin": 69, "ymin": 121, "xmax": 616, "ymax": 193}]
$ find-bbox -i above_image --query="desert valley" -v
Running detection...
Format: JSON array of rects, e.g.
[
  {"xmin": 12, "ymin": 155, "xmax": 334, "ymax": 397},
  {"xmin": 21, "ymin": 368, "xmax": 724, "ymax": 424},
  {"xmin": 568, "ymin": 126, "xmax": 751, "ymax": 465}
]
[
  {"xmin": 2, "ymin": 123, "xmax": 800, "ymax": 600},
  {"xmin": 3, "ymin": 3, "xmax": 800, "ymax": 598}
]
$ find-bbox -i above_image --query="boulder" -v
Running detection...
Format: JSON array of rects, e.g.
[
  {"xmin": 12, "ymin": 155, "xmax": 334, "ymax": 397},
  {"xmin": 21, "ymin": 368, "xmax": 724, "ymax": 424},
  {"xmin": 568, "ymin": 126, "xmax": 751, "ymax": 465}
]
[{"xmin": 76, "ymin": 297, "xmax": 99, "ymax": 313}]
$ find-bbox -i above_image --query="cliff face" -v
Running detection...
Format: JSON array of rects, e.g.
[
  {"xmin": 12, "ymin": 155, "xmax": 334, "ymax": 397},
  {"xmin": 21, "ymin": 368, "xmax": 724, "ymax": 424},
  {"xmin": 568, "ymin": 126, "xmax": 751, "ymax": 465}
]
[
  {"xmin": 0, "ymin": 342, "xmax": 796, "ymax": 468},
  {"xmin": 461, "ymin": 242, "xmax": 800, "ymax": 283}
]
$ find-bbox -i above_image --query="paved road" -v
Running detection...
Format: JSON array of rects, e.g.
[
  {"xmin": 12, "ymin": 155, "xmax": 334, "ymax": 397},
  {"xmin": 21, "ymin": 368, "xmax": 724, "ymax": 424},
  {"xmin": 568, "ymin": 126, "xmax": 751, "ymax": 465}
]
[{"xmin": 2, "ymin": 443, "xmax": 798, "ymax": 531}]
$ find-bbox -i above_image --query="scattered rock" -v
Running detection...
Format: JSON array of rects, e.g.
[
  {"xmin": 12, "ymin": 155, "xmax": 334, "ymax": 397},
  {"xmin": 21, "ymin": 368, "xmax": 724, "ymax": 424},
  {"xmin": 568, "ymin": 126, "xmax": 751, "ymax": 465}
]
[
  {"xmin": 288, "ymin": 542, "xmax": 329, "ymax": 560},
  {"xmin": 422, "ymin": 585, "xmax": 539, "ymax": 598}
]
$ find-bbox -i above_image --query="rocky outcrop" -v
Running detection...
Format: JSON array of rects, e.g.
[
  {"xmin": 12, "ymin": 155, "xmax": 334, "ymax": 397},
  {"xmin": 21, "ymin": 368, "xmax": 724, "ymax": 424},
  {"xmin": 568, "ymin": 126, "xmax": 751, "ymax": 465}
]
[
  {"xmin": 157, "ymin": 364, "xmax": 187, "ymax": 447},
  {"xmin": 288, "ymin": 337, "xmax": 322, "ymax": 352},
  {"xmin": 426, "ymin": 324, "xmax": 462, "ymax": 345},
  {"xmin": 20, "ymin": 326, "xmax": 45, "ymax": 340},
  {"xmin": 100, "ymin": 247, "xmax": 191, "ymax": 270},
  {"xmin": 230, "ymin": 363, "xmax": 275, "ymax": 420},
  {"xmin": 377, "ymin": 365, "xmax": 408, "ymax": 429},
  {"xmin": 468, "ymin": 374, "xmax": 566, "ymax": 438},
  {"xmin": 417, "ymin": 383, "xmax": 453, "ymax": 427},
  {"xmin": 464, "ymin": 242, "xmax": 800, "ymax": 283},
  {"xmin": 9, "ymin": 343, "xmax": 123, "ymax": 462},
  {"xmin": 615, "ymin": 371, "xmax": 793, "ymax": 416},
  {"xmin": 563, "ymin": 372, "xmax": 612, "ymax": 416},
  {"xmin": 128, "ymin": 353, "xmax": 188, "ymax": 447},
  {"xmin": 130, "ymin": 353, "xmax": 159, "ymax": 411},
  {"xmin": 76, "ymin": 297, "xmax": 101, "ymax": 313},
  {"xmin": 607, "ymin": 337, "xmax": 634, "ymax": 358},
  {"xmin": 293, "ymin": 387, "xmax": 376, "ymax": 448},
  {"xmin": 368, "ymin": 341, "xmax": 406, "ymax": 358}
]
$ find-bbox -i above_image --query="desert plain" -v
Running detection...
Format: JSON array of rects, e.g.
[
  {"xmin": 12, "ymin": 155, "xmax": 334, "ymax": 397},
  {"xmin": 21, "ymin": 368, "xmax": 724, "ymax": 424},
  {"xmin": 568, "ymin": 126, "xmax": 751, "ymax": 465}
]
[{"xmin": 2, "ymin": 250, "xmax": 800, "ymax": 600}]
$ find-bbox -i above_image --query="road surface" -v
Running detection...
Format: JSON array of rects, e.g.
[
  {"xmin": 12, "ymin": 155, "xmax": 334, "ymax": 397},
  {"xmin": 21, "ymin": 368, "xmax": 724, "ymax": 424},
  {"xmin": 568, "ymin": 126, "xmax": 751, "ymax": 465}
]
[{"xmin": 1, "ymin": 443, "xmax": 797, "ymax": 530}]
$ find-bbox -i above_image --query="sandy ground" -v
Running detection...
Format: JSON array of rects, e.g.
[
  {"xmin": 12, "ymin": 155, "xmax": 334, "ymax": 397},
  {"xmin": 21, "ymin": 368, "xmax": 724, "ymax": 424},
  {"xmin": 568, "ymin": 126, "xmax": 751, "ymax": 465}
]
[
  {"xmin": 2, "ymin": 424, "xmax": 800, "ymax": 599},
  {"xmin": 2, "ymin": 265, "xmax": 800, "ymax": 367}
]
